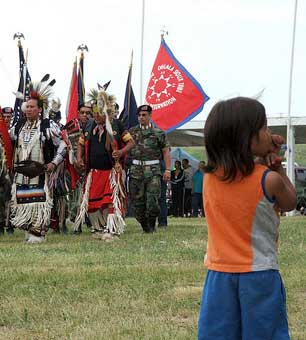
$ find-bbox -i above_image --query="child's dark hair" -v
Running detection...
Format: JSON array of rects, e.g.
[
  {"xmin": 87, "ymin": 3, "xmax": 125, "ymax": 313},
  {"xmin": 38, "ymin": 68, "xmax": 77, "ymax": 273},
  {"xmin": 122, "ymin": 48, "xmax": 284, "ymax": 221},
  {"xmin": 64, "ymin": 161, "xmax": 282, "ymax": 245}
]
[{"xmin": 204, "ymin": 97, "xmax": 267, "ymax": 181}]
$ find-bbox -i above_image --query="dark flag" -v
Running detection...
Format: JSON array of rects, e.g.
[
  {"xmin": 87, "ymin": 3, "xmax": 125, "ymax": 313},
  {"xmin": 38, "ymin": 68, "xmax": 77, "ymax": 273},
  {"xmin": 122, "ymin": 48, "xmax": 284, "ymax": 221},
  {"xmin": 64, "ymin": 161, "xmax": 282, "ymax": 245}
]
[
  {"xmin": 119, "ymin": 65, "xmax": 138, "ymax": 129},
  {"xmin": 77, "ymin": 52, "xmax": 85, "ymax": 107},
  {"xmin": 12, "ymin": 40, "xmax": 31, "ymax": 126},
  {"xmin": 145, "ymin": 37, "xmax": 209, "ymax": 132}
]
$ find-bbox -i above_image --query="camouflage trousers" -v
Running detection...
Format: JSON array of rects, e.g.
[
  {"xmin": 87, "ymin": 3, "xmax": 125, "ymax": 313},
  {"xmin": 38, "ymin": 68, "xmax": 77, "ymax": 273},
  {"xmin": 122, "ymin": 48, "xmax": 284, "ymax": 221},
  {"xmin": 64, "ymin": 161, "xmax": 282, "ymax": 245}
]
[{"xmin": 129, "ymin": 174, "xmax": 161, "ymax": 225}]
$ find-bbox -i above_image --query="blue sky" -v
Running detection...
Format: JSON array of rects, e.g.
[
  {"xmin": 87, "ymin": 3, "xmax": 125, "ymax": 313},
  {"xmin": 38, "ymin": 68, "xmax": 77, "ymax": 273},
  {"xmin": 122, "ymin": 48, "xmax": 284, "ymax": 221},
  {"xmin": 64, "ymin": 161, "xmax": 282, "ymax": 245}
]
[{"xmin": 0, "ymin": 0, "xmax": 305, "ymax": 120}]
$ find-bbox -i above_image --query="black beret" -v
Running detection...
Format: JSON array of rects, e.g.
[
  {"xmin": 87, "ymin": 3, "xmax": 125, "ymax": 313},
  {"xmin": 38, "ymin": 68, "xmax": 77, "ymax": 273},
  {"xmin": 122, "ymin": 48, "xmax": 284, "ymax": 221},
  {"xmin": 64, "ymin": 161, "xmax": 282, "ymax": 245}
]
[
  {"xmin": 2, "ymin": 107, "xmax": 13, "ymax": 114},
  {"xmin": 137, "ymin": 104, "xmax": 152, "ymax": 115}
]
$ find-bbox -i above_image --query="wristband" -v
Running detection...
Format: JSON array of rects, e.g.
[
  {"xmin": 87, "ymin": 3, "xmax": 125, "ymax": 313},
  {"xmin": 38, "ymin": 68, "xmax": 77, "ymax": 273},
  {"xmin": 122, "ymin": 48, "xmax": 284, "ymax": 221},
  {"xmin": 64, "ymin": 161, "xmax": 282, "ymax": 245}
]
[{"xmin": 165, "ymin": 169, "xmax": 171, "ymax": 173}]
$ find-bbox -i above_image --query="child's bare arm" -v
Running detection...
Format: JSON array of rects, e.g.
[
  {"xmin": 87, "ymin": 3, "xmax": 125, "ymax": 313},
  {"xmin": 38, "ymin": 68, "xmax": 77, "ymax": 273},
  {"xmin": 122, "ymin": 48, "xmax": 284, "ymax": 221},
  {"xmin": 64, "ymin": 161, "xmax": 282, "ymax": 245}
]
[
  {"xmin": 265, "ymin": 168, "xmax": 296, "ymax": 211},
  {"xmin": 256, "ymin": 134, "xmax": 297, "ymax": 211}
]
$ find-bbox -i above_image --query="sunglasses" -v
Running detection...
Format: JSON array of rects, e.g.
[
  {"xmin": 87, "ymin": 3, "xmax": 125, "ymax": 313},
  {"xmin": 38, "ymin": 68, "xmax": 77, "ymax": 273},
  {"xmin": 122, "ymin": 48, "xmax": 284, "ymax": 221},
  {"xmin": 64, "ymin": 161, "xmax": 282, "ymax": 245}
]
[{"xmin": 138, "ymin": 113, "xmax": 148, "ymax": 117}]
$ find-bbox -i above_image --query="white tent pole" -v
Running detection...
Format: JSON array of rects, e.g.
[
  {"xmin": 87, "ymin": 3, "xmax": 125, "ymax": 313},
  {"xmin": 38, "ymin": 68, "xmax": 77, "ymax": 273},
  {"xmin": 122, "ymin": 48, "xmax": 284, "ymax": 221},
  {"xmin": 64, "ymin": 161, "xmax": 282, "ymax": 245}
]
[
  {"xmin": 140, "ymin": 0, "xmax": 145, "ymax": 104},
  {"xmin": 287, "ymin": 0, "xmax": 298, "ymax": 187}
]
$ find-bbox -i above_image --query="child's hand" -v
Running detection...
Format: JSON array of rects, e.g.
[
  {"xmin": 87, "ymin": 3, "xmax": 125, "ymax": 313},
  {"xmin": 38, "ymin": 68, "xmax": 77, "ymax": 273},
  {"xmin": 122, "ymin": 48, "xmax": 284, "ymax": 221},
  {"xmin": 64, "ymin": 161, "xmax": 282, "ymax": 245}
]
[
  {"xmin": 254, "ymin": 134, "xmax": 284, "ymax": 171},
  {"xmin": 270, "ymin": 134, "xmax": 284, "ymax": 154},
  {"xmin": 268, "ymin": 134, "xmax": 284, "ymax": 171},
  {"xmin": 265, "ymin": 153, "xmax": 283, "ymax": 171}
]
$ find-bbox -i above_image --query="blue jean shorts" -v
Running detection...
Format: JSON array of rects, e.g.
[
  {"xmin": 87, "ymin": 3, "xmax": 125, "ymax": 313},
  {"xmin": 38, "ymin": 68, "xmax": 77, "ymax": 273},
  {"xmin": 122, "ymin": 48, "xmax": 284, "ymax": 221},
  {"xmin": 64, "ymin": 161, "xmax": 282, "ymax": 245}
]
[{"xmin": 198, "ymin": 270, "xmax": 290, "ymax": 340}]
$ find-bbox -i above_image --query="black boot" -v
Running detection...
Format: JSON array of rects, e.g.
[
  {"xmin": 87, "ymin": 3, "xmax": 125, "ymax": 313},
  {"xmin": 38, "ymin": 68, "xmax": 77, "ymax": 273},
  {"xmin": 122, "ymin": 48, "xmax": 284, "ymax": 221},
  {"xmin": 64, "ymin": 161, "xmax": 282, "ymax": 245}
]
[
  {"xmin": 6, "ymin": 226, "xmax": 14, "ymax": 234},
  {"xmin": 147, "ymin": 217, "xmax": 156, "ymax": 233},
  {"xmin": 0, "ymin": 225, "xmax": 4, "ymax": 235},
  {"xmin": 140, "ymin": 218, "xmax": 151, "ymax": 233}
]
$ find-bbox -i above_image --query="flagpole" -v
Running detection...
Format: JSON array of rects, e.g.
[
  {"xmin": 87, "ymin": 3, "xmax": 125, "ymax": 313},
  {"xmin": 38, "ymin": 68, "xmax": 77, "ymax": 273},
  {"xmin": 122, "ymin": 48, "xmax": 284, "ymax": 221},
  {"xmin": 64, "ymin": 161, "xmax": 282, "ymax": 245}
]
[
  {"xmin": 23, "ymin": 48, "xmax": 28, "ymax": 100},
  {"xmin": 287, "ymin": 0, "xmax": 297, "ymax": 185},
  {"xmin": 77, "ymin": 44, "xmax": 89, "ymax": 105},
  {"xmin": 140, "ymin": 0, "xmax": 145, "ymax": 104},
  {"xmin": 287, "ymin": 0, "xmax": 298, "ymax": 216}
]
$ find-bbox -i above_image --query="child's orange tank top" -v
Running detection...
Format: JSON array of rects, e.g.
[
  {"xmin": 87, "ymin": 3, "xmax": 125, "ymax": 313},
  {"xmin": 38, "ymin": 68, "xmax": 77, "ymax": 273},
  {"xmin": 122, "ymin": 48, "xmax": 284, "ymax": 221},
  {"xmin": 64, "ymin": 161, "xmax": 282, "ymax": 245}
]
[{"xmin": 203, "ymin": 164, "xmax": 280, "ymax": 273}]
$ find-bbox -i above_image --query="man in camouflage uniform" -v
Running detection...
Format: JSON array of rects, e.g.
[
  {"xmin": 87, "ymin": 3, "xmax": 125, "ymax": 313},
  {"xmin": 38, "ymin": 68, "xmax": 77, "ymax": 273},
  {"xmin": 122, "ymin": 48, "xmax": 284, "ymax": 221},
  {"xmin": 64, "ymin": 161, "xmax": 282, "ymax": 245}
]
[{"xmin": 128, "ymin": 104, "xmax": 171, "ymax": 233}]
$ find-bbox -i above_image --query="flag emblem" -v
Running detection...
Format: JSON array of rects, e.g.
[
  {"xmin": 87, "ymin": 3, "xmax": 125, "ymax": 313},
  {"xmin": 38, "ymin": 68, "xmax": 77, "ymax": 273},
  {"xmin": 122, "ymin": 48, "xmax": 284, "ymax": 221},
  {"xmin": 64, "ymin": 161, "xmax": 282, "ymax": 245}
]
[{"xmin": 146, "ymin": 38, "xmax": 209, "ymax": 132}]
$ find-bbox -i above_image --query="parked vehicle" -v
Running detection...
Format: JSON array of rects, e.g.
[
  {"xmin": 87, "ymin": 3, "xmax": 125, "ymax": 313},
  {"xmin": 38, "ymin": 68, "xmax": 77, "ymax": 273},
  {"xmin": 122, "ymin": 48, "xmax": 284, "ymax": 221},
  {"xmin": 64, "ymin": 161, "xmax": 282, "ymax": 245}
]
[{"xmin": 295, "ymin": 166, "xmax": 306, "ymax": 210}]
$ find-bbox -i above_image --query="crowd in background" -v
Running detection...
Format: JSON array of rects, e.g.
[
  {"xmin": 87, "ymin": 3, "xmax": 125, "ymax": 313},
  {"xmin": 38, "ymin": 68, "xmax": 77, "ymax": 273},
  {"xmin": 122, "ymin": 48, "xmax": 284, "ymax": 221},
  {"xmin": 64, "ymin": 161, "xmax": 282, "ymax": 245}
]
[{"xmin": 169, "ymin": 159, "xmax": 205, "ymax": 218}]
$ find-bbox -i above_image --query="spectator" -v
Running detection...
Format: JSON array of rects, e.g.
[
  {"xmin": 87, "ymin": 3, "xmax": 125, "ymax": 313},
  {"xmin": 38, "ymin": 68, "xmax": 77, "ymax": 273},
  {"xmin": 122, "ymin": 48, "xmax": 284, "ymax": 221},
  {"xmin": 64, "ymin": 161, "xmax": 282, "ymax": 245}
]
[
  {"xmin": 192, "ymin": 161, "xmax": 205, "ymax": 217},
  {"xmin": 182, "ymin": 158, "xmax": 193, "ymax": 217},
  {"xmin": 171, "ymin": 160, "xmax": 184, "ymax": 217},
  {"xmin": 198, "ymin": 96, "xmax": 296, "ymax": 339}
]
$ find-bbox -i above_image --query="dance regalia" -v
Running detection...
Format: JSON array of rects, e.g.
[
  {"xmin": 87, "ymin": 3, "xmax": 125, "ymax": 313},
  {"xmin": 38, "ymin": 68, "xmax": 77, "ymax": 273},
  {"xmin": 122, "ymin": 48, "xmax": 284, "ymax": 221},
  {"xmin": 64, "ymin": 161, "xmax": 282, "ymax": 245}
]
[
  {"xmin": 75, "ymin": 118, "xmax": 132, "ymax": 235},
  {"xmin": 10, "ymin": 118, "xmax": 66, "ymax": 236}
]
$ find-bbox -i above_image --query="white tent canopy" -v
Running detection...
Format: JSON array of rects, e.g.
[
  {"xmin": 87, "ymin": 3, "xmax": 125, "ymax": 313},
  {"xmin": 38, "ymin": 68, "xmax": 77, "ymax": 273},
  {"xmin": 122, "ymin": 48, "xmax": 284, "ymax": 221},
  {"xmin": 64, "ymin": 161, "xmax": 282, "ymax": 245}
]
[{"xmin": 167, "ymin": 115, "xmax": 306, "ymax": 147}]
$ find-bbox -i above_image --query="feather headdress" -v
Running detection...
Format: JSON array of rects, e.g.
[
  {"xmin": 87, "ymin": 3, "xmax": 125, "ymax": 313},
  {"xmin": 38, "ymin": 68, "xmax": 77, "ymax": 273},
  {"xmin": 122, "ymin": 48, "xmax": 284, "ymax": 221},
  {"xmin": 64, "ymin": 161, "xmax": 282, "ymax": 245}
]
[
  {"xmin": 29, "ymin": 74, "xmax": 56, "ymax": 111},
  {"xmin": 87, "ymin": 88, "xmax": 117, "ymax": 116}
]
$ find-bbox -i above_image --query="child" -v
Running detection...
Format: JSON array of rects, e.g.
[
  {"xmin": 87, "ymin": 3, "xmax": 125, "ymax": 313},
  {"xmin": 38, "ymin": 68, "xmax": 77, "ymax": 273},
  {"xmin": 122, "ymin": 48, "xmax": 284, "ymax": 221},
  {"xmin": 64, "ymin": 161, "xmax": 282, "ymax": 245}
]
[{"xmin": 198, "ymin": 97, "xmax": 296, "ymax": 340}]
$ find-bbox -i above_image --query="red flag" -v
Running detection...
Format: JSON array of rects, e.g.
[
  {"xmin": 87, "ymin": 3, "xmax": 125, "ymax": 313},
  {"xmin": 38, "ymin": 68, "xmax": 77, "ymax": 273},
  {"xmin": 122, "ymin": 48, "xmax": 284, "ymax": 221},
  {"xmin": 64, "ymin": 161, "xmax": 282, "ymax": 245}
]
[
  {"xmin": 145, "ymin": 38, "xmax": 209, "ymax": 132},
  {"xmin": 66, "ymin": 59, "xmax": 78, "ymax": 122},
  {"xmin": 0, "ymin": 108, "xmax": 13, "ymax": 171}
]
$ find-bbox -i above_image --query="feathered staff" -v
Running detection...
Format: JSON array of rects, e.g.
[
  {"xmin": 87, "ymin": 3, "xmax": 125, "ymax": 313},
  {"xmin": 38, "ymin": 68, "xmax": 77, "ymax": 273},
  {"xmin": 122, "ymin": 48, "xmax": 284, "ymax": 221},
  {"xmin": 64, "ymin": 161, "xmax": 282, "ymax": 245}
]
[{"xmin": 96, "ymin": 91, "xmax": 126, "ymax": 234}]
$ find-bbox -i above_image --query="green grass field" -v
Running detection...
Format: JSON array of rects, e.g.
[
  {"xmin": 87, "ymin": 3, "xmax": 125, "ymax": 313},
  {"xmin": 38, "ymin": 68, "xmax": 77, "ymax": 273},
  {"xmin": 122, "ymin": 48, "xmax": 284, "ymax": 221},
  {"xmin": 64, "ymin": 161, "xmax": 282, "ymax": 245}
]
[
  {"xmin": 0, "ymin": 217, "xmax": 305, "ymax": 340},
  {"xmin": 184, "ymin": 144, "xmax": 306, "ymax": 166}
]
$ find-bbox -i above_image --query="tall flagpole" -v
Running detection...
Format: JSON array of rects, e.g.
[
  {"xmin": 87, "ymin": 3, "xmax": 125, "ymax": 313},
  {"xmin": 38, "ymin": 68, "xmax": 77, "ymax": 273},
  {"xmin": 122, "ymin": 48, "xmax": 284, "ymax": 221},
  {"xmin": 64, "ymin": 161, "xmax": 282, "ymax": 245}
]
[
  {"xmin": 77, "ymin": 44, "xmax": 89, "ymax": 105},
  {"xmin": 23, "ymin": 49, "xmax": 28, "ymax": 100},
  {"xmin": 140, "ymin": 0, "xmax": 145, "ymax": 104},
  {"xmin": 287, "ymin": 0, "xmax": 298, "ymax": 187}
]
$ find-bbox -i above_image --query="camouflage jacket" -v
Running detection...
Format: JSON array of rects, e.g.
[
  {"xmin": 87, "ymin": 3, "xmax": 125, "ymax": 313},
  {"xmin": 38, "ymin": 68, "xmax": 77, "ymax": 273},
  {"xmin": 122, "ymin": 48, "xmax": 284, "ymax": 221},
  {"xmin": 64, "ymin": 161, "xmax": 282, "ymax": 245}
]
[
  {"xmin": 128, "ymin": 124, "xmax": 170, "ymax": 179},
  {"xmin": 129, "ymin": 124, "xmax": 169, "ymax": 162}
]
